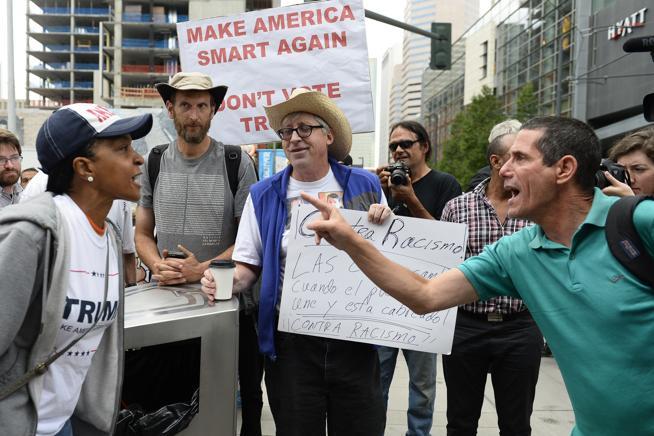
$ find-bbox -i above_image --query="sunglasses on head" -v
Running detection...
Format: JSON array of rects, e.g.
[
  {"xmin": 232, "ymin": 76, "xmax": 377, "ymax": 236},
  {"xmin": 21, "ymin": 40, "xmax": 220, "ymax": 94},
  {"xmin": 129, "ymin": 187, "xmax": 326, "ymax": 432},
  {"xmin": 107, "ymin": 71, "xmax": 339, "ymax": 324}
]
[{"xmin": 388, "ymin": 139, "xmax": 419, "ymax": 152}]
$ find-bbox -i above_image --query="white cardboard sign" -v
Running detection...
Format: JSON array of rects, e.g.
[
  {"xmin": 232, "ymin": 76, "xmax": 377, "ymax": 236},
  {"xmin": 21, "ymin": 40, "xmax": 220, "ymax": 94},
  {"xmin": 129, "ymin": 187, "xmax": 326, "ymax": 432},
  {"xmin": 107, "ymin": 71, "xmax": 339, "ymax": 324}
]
[
  {"xmin": 278, "ymin": 205, "xmax": 468, "ymax": 354},
  {"xmin": 177, "ymin": 0, "xmax": 374, "ymax": 145}
]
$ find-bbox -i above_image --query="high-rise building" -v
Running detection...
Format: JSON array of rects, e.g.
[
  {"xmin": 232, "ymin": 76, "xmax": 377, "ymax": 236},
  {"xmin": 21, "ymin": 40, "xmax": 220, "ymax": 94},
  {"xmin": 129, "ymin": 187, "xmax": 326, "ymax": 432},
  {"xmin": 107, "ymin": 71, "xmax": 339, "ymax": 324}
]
[
  {"xmin": 422, "ymin": 0, "xmax": 578, "ymax": 162},
  {"xmin": 26, "ymin": 0, "xmax": 279, "ymax": 108},
  {"xmin": 27, "ymin": 0, "xmax": 111, "ymax": 107},
  {"xmin": 350, "ymin": 58, "xmax": 377, "ymax": 168},
  {"xmin": 399, "ymin": 0, "xmax": 479, "ymax": 121},
  {"xmin": 378, "ymin": 42, "xmax": 402, "ymax": 166}
]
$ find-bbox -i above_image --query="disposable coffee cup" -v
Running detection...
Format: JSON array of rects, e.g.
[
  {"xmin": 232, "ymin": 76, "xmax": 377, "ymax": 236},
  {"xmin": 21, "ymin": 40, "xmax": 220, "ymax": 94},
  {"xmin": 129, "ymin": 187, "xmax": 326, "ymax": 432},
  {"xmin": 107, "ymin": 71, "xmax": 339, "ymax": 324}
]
[{"xmin": 209, "ymin": 259, "xmax": 236, "ymax": 300}]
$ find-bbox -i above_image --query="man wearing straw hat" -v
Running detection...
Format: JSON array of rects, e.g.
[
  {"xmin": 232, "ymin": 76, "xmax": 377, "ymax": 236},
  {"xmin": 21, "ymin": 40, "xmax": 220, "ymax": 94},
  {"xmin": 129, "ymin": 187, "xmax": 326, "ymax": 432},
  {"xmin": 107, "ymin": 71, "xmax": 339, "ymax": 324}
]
[{"xmin": 201, "ymin": 88, "xmax": 390, "ymax": 435}]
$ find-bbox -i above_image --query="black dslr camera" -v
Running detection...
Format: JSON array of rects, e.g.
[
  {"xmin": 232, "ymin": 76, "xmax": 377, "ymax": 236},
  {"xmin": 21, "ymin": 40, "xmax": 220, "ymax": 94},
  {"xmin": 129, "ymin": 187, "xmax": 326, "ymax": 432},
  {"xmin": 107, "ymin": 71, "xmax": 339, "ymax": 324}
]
[
  {"xmin": 385, "ymin": 161, "xmax": 411, "ymax": 185},
  {"xmin": 594, "ymin": 158, "xmax": 631, "ymax": 189}
]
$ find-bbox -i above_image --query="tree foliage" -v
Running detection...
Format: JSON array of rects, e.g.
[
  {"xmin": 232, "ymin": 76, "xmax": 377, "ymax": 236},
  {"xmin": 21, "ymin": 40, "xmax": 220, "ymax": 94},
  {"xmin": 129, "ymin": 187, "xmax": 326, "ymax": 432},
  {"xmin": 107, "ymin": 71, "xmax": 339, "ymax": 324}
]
[
  {"xmin": 437, "ymin": 86, "xmax": 504, "ymax": 188},
  {"xmin": 516, "ymin": 82, "xmax": 538, "ymax": 122}
]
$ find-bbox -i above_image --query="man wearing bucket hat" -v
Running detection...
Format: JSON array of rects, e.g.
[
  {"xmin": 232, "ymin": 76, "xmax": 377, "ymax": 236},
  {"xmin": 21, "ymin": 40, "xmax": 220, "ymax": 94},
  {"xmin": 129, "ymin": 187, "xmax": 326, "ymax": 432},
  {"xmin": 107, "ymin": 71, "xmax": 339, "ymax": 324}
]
[
  {"xmin": 133, "ymin": 71, "xmax": 260, "ymax": 434},
  {"xmin": 135, "ymin": 71, "xmax": 257, "ymax": 286},
  {"xmin": 200, "ymin": 88, "xmax": 390, "ymax": 435},
  {"xmin": 0, "ymin": 104, "xmax": 151, "ymax": 435}
]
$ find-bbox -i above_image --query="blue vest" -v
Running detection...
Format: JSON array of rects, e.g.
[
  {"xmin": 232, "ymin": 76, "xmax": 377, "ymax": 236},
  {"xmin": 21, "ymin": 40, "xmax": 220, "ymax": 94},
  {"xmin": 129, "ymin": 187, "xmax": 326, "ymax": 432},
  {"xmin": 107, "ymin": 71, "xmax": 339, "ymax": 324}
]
[{"xmin": 250, "ymin": 158, "xmax": 383, "ymax": 358}]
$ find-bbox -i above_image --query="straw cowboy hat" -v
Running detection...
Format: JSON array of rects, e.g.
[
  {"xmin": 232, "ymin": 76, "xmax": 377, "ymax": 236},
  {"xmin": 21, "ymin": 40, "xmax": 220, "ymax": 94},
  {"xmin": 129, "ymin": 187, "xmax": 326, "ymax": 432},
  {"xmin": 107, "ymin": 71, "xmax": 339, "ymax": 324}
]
[
  {"xmin": 155, "ymin": 72, "xmax": 228, "ymax": 114},
  {"xmin": 264, "ymin": 88, "xmax": 352, "ymax": 161}
]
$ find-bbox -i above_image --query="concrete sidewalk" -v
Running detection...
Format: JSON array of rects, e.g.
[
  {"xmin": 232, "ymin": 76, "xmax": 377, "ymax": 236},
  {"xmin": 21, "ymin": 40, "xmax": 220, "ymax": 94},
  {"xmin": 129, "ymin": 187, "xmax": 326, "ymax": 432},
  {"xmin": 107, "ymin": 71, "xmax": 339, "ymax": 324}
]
[{"xmin": 244, "ymin": 354, "xmax": 575, "ymax": 435}]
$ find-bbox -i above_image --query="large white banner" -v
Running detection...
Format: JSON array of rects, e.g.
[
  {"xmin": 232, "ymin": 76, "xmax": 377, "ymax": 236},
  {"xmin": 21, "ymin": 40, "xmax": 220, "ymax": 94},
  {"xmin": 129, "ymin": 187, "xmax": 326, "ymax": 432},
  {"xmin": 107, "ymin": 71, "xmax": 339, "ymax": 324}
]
[
  {"xmin": 177, "ymin": 0, "xmax": 374, "ymax": 145},
  {"xmin": 278, "ymin": 205, "xmax": 469, "ymax": 354}
]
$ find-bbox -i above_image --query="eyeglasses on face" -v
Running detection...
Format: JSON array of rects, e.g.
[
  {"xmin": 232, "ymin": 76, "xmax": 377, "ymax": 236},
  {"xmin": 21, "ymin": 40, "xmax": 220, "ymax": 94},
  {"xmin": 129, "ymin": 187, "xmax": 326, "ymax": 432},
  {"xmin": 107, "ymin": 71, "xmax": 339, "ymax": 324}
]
[
  {"xmin": 0, "ymin": 155, "xmax": 22, "ymax": 166},
  {"xmin": 276, "ymin": 124, "xmax": 323, "ymax": 141},
  {"xmin": 388, "ymin": 140, "xmax": 419, "ymax": 152}
]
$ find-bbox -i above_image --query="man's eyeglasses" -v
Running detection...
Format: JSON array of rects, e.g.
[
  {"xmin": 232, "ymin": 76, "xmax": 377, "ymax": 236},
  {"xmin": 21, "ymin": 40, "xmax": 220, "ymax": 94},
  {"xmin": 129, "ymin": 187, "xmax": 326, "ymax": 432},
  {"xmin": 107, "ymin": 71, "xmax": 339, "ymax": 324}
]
[
  {"xmin": 0, "ymin": 155, "xmax": 22, "ymax": 166},
  {"xmin": 276, "ymin": 125, "xmax": 323, "ymax": 141},
  {"xmin": 388, "ymin": 140, "xmax": 419, "ymax": 152}
]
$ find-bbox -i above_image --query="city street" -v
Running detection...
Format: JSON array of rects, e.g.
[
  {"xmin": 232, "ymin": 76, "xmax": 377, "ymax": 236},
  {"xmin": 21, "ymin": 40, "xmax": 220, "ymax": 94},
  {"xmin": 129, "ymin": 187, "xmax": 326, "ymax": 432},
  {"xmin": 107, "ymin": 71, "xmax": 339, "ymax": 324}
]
[{"xmin": 242, "ymin": 353, "xmax": 575, "ymax": 435}]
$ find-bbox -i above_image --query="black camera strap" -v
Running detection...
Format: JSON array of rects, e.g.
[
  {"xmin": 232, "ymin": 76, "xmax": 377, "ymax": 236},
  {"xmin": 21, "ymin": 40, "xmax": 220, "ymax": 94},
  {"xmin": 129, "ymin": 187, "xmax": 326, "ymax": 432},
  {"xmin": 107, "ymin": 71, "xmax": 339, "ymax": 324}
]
[{"xmin": 605, "ymin": 195, "xmax": 654, "ymax": 288}]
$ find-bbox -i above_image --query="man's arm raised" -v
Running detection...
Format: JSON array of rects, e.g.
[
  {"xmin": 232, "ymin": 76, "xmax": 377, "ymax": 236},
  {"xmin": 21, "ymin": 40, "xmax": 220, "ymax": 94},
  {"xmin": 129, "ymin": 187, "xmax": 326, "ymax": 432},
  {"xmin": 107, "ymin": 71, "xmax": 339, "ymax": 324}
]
[{"xmin": 300, "ymin": 192, "xmax": 479, "ymax": 314}]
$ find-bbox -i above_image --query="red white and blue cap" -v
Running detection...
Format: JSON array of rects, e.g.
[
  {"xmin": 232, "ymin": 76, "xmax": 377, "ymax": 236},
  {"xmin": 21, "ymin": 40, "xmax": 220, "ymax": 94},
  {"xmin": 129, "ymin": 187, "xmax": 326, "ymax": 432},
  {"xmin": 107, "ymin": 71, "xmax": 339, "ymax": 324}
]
[{"xmin": 36, "ymin": 103, "xmax": 153, "ymax": 174}]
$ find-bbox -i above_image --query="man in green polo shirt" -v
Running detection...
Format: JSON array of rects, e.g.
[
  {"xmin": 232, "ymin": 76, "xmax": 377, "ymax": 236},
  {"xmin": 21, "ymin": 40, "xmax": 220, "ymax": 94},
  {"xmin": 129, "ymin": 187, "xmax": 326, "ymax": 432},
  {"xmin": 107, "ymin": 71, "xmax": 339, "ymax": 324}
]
[{"xmin": 301, "ymin": 116, "xmax": 654, "ymax": 436}]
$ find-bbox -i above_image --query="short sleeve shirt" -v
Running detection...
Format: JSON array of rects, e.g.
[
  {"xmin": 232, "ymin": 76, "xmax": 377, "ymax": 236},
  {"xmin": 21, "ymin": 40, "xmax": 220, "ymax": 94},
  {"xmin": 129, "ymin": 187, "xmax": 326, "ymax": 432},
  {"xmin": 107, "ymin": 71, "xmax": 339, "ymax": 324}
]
[
  {"xmin": 458, "ymin": 190, "xmax": 654, "ymax": 435},
  {"xmin": 139, "ymin": 139, "xmax": 258, "ymax": 262}
]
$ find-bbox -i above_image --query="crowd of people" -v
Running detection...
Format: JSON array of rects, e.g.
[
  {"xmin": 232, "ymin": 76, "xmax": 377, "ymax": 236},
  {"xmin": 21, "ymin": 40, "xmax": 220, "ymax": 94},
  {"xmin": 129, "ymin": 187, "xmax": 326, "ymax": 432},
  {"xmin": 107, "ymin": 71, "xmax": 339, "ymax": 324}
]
[{"xmin": 0, "ymin": 69, "xmax": 653, "ymax": 436}]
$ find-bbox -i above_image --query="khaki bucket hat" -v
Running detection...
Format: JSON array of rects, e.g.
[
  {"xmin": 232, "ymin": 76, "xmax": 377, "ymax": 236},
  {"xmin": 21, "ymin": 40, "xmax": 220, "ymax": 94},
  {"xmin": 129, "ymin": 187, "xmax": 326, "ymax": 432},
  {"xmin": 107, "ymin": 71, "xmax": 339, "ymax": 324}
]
[
  {"xmin": 264, "ymin": 88, "xmax": 352, "ymax": 161},
  {"xmin": 155, "ymin": 72, "xmax": 228, "ymax": 114}
]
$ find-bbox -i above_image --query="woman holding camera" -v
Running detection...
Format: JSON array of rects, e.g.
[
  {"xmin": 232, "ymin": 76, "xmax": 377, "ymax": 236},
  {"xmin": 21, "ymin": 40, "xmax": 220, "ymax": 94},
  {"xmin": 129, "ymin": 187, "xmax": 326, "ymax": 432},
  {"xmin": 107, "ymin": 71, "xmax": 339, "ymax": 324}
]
[
  {"xmin": 603, "ymin": 127, "xmax": 654, "ymax": 197},
  {"xmin": 0, "ymin": 104, "xmax": 151, "ymax": 436}
]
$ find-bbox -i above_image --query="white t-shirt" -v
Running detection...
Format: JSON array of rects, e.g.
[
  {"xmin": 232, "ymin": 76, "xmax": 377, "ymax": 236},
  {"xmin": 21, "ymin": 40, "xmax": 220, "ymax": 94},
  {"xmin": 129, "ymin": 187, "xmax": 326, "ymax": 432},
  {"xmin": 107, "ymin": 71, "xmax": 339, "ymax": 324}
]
[
  {"xmin": 19, "ymin": 171, "xmax": 135, "ymax": 254},
  {"xmin": 234, "ymin": 168, "xmax": 386, "ymax": 294},
  {"xmin": 36, "ymin": 195, "xmax": 120, "ymax": 436},
  {"xmin": 107, "ymin": 200, "xmax": 135, "ymax": 254}
]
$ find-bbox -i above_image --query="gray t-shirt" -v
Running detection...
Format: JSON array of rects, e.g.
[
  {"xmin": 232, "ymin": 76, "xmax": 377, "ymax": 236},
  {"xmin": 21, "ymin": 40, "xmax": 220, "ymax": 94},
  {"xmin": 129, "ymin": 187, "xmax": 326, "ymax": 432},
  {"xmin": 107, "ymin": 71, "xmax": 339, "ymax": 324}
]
[{"xmin": 139, "ymin": 139, "xmax": 257, "ymax": 262}]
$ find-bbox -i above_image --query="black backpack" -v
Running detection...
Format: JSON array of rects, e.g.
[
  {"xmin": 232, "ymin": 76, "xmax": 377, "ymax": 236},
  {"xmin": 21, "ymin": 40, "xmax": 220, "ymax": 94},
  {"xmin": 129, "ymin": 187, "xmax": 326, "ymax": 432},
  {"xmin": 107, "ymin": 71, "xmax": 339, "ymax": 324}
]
[
  {"xmin": 605, "ymin": 195, "xmax": 654, "ymax": 287},
  {"xmin": 147, "ymin": 143, "xmax": 256, "ymax": 197}
]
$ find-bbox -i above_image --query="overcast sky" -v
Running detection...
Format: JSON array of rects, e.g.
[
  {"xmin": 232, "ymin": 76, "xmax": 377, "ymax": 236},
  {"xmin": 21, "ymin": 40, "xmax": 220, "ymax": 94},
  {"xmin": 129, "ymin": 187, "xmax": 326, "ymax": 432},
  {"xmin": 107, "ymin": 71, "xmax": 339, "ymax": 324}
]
[{"xmin": 0, "ymin": 0, "xmax": 406, "ymax": 100}]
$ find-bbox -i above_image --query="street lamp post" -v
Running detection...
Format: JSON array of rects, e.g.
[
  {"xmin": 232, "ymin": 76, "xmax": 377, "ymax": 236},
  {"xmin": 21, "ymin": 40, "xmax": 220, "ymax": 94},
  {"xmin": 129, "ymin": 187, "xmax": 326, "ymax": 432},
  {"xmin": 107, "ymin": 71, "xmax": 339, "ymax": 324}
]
[{"xmin": 6, "ymin": 0, "xmax": 16, "ymax": 132}]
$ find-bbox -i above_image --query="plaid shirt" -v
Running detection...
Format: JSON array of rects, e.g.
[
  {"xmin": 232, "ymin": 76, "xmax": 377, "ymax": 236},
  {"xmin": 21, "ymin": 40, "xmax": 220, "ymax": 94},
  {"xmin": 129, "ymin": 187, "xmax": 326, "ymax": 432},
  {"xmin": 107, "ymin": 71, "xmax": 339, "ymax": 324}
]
[{"xmin": 440, "ymin": 178, "xmax": 532, "ymax": 314}]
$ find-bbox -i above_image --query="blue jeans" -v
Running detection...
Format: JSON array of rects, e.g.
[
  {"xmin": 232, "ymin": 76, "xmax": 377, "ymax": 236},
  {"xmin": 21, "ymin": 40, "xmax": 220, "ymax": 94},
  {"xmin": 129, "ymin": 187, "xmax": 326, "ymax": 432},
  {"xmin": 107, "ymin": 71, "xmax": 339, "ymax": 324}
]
[
  {"xmin": 55, "ymin": 419, "xmax": 73, "ymax": 436},
  {"xmin": 378, "ymin": 346, "xmax": 437, "ymax": 436}
]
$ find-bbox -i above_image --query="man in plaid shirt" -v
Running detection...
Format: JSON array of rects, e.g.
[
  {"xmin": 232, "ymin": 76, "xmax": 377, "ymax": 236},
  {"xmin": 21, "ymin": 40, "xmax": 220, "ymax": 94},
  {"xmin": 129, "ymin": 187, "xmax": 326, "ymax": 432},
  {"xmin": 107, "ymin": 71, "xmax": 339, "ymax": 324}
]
[{"xmin": 440, "ymin": 120, "xmax": 543, "ymax": 436}]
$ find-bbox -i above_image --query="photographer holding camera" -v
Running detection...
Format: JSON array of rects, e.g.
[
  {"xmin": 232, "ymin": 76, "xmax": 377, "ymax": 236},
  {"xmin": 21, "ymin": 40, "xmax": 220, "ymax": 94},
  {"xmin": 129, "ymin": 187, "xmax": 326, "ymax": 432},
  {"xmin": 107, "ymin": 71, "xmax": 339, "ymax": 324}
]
[
  {"xmin": 374, "ymin": 120, "xmax": 461, "ymax": 435},
  {"xmin": 600, "ymin": 126, "xmax": 654, "ymax": 197}
]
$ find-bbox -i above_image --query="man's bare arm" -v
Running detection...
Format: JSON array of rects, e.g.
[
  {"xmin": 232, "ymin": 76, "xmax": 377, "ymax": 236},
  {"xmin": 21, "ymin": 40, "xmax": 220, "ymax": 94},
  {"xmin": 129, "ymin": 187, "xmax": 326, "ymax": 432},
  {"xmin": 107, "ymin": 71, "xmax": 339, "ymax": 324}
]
[
  {"xmin": 301, "ymin": 192, "xmax": 478, "ymax": 314},
  {"xmin": 135, "ymin": 206, "xmax": 184, "ymax": 284},
  {"xmin": 200, "ymin": 261, "xmax": 261, "ymax": 302}
]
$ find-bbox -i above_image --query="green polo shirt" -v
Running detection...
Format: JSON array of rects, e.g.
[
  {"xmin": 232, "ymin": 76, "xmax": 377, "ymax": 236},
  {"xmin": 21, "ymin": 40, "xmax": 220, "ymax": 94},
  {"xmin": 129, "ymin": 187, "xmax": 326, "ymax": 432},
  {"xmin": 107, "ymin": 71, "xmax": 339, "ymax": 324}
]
[{"xmin": 459, "ymin": 189, "xmax": 654, "ymax": 436}]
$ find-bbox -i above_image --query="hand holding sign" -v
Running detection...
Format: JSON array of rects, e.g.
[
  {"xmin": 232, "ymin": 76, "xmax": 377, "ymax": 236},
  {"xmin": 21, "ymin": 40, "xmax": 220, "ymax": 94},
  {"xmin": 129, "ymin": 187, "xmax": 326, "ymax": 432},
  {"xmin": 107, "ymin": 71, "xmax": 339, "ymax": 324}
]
[{"xmin": 279, "ymin": 201, "xmax": 468, "ymax": 353}]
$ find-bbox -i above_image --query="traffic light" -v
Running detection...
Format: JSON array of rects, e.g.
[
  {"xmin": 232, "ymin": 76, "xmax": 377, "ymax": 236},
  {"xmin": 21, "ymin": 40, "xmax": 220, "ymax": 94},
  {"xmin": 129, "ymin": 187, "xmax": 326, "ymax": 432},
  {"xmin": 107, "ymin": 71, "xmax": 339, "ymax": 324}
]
[{"xmin": 430, "ymin": 22, "xmax": 451, "ymax": 70}]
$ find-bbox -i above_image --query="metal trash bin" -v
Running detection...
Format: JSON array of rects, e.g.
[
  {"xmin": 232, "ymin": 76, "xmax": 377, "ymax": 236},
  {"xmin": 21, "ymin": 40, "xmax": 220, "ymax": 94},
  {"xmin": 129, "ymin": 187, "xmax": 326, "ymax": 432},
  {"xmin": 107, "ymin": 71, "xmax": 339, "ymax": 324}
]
[{"xmin": 123, "ymin": 283, "xmax": 239, "ymax": 436}]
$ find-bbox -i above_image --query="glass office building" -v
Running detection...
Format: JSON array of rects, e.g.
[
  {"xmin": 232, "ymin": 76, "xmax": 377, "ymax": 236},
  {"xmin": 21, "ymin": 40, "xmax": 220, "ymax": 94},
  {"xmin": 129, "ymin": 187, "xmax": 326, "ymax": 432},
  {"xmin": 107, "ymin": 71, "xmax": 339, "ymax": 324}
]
[{"xmin": 422, "ymin": 0, "xmax": 576, "ymax": 162}]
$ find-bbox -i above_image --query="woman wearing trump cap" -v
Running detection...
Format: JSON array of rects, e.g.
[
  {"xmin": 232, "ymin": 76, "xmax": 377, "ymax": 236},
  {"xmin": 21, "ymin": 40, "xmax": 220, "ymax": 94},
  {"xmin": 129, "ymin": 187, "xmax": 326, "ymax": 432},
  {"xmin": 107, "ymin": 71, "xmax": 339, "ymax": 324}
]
[{"xmin": 0, "ymin": 103, "xmax": 152, "ymax": 436}]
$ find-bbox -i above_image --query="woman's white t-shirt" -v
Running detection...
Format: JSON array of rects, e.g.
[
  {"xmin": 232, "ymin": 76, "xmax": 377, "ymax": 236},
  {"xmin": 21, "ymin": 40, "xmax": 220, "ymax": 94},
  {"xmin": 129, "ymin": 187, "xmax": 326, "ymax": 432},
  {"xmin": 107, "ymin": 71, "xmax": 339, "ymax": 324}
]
[{"xmin": 36, "ymin": 194, "xmax": 120, "ymax": 436}]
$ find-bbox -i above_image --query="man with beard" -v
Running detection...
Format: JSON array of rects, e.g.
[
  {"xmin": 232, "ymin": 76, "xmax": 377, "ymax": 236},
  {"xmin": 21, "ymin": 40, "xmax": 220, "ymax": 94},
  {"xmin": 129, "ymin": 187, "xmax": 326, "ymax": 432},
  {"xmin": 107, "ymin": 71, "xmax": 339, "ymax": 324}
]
[
  {"xmin": 0, "ymin": 129, "xmax": 23, "ymax": 209},
  {"xmin": 136, "ymin": 71, "xmax": 257, "ymax": 285},
  {"xmin": 133, "ymin": 72, "xmax": 260, "ymax": 435}
]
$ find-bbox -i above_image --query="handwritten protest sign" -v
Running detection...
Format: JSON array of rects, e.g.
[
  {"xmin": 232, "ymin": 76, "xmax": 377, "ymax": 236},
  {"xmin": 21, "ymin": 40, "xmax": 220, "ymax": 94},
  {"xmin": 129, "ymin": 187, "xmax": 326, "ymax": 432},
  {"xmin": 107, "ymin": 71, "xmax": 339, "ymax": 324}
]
[
  {"xmin": 177, "ymin": 0, "xmax": 373, "ymax": 145},
  {"xmin": 278, "ymin": 205, "xmax": 468, "ymax": 354}
]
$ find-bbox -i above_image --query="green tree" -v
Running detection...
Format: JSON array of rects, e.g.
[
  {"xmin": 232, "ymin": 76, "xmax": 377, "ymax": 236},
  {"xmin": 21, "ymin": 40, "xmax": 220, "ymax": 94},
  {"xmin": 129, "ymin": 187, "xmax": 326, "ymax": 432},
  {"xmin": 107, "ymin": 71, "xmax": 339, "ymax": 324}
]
[
  {"xmin": 438, "ymin": 86, "xmax": 504, "ymax": 188},
  {"xmin": 516, "ymin": 82, "xmax": 538, "ymax": 122}
]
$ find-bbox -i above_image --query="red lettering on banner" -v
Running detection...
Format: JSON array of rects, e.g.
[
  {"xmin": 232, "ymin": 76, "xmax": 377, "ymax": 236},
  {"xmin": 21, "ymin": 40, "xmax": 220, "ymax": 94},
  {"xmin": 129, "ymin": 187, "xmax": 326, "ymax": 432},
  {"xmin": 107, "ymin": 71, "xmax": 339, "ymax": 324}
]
[
  {"xmin": 277, "ymin": 32, "xmax": 347, "ymax": 55},
  {"xmin": 86, "ymin": 106, "xmax": 113, "ymax": 123},
  {"xmin": 253, "ymin": 5, "xmax": 356, "ymax": 34},
  {"xmin": 281, "ymin": 82, "xmax": 341, "ymax": 100},
  {"xmin": 218, "ymin": 90, "xmax": 278, "ymax": 112},
  {"xmin": 240, "ymin": 116, "xmax": 270, "ymax": 133},
  {"xmin": 197, "ymin": 41, "xmax": 270, "ymax": 66},
  {"xmin": 186, "ymin": 20, "xmax": 246, "ymax": 43},
  {"xmin": 340, "ymin": 5, "xmax": 355, "ymax": 21},
  {"xmin": 324, "ymin": 7, "xmax": 339, "ymax": 23},
  {"xmin": 327, "ymin": 82, "xmax": 341, "ymax": 98}
]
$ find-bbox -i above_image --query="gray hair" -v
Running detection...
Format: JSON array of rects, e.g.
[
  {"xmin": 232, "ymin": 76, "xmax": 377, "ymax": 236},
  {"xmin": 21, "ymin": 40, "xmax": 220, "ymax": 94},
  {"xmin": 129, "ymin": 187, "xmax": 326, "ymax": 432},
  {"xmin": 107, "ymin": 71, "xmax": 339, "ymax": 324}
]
[
  {"xmin": 487, "ymin": 119, "xmax": 521, "ymax": 163},
  {"xmin": 282, "ymin": 112, "xmax": 331, "ymax": 136}
]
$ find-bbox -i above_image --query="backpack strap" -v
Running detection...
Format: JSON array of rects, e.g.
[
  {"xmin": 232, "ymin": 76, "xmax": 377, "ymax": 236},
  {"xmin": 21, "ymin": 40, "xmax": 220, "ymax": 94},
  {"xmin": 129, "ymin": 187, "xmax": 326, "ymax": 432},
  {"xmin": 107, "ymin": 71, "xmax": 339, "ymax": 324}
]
[
  {"xmin": 147, "ymin": 144, "xmax": 169, "ymax": 191},
  {"xmin": 606, "ymin": 195, "xmax": 654, "ymax": 287},
  {"xmin": 224, "ymin": 144, "xmax": 242, "ymax": 198}
]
